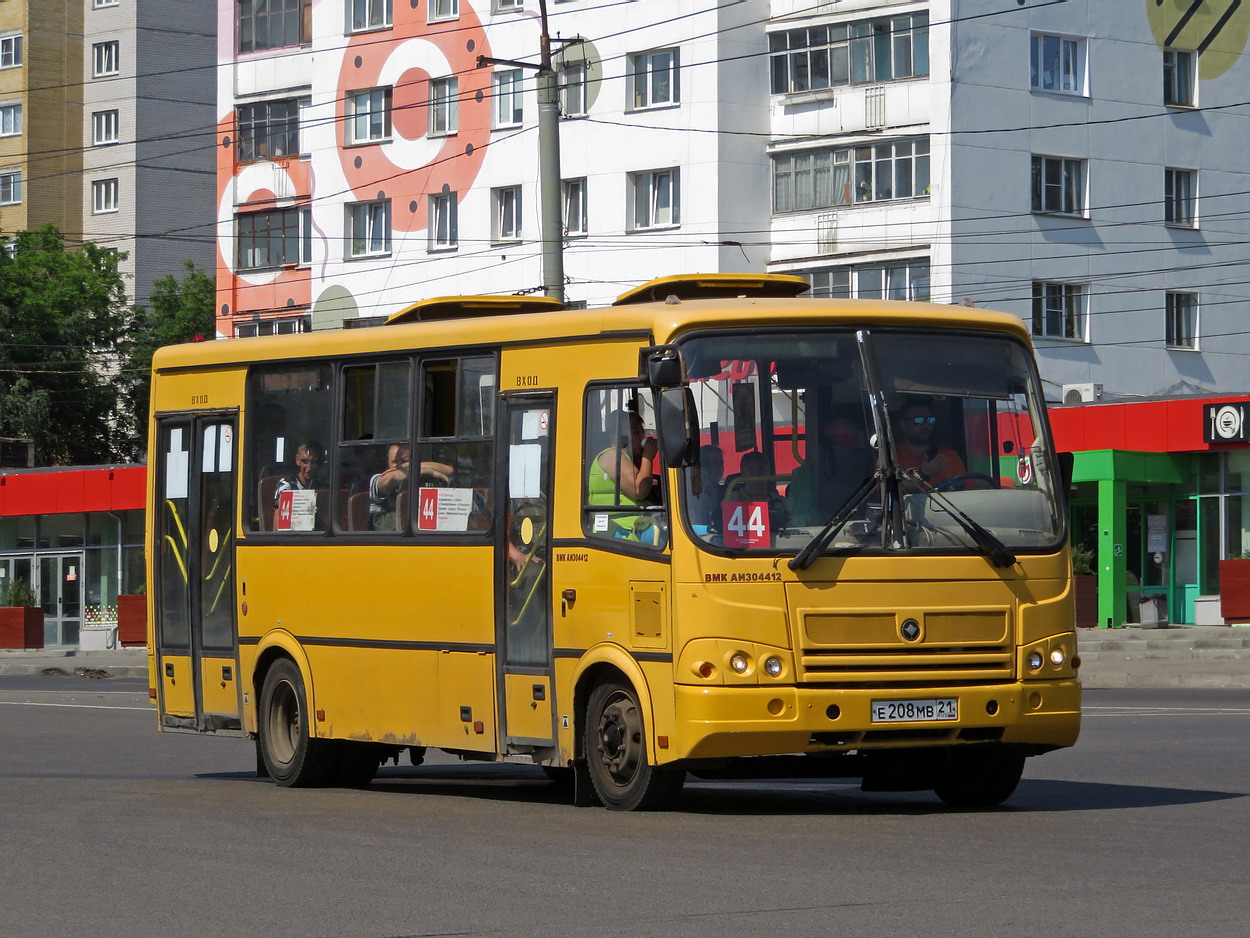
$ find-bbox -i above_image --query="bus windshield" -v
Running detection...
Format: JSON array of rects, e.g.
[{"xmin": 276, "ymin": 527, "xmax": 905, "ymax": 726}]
[{"xmin": 679, "ymin": 328, "xmax": 1064, "ymax": 556}]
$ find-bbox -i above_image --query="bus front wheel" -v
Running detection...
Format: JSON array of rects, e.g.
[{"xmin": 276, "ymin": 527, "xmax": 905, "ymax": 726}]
[
  {"xmin": 259, "ymin": 659, "xmax": 338, "ymax": 787},
  {"xmin": 933, "ymin": 749, "xmax": 1025, "ymax": 808},
  {"xmin": 584, "ymin": 681, "xmax": 683, "ymax": 811}
]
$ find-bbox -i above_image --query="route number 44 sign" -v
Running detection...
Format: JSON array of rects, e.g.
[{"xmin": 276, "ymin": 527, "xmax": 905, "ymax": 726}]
[{"xmin": 722, "ymin": 501, "xmax": 771, "ymax": 548}]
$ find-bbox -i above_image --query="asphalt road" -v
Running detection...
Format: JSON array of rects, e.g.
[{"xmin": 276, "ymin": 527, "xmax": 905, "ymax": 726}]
[{"xmin": 1, "ymin": 674, "xmax": 1247, "ymax": 938}]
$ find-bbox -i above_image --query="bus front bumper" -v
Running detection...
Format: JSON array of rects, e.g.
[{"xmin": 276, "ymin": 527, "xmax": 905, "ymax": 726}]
[{"xmin": 668, "ymin": 679, "xmax": 1081, "ymax": 762}]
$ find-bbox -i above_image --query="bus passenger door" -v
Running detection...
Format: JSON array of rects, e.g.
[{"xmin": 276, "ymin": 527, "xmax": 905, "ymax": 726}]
[
  {"xmin": 497, "ymin": 394, "xmax": 556, "ymax": 753},
  {"xmin": 153, "ymin": 415, "xmax": 242, "ymax": 734}
]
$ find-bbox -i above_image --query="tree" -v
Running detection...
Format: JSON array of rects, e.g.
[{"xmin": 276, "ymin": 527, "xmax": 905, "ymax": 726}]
[
  {"xmin": 0, "ymin": 225, "xmax": 131, "ymax": 465},
  {"xmin": 119, "ymin": 261, "xmax": 217, "ymax": 452}
]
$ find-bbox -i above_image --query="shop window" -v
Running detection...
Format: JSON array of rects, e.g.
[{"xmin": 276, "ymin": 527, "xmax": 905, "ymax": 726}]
[{"xmin": 583, "ymin": 386, "xmax": 666, "ymax": 548}]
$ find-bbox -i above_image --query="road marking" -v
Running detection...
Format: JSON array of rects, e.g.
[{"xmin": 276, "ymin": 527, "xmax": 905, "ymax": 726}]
[{"xmin": 0, "ymin": 700, "xmax": 152, "ymax": 712}]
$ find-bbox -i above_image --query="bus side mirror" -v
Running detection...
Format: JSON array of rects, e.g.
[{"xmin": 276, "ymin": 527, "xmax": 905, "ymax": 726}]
[
  {"xmin": 657, "ymin": 387, "xmax": 698, "ymax": 467},
  {"xmin": 1058, "ymin": 451, "xmax": 1074, "ymax": 498},
  {"xmin": 644, "ymin": 346, "xmax": 684, "ymax": 388}
]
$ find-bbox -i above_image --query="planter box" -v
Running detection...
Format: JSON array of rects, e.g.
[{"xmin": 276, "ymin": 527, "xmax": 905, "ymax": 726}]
[
  {"xmin": 116, "ymin": 594, "xmax": 148, "ymax": 647},
  {"xmin": 1073, "ymin": 574, "xmax": 1098, "ymax": 628},
  {"xmin": 0, "ymin": 607, "xmax": 45, "ymax": 649},
  {"xmin": 1219, "ymin": 559, "xmax": 1250, "ymax": 624}
]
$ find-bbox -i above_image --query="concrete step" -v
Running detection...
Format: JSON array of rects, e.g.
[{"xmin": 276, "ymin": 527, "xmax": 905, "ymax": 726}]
[
  {"xmin": 1079, "ymin": 638, "xmax": 1250, "ymax": 654},
  {"xmin": 1078, "ymin": 647, "xmax": 1250, "ymax": 662}
]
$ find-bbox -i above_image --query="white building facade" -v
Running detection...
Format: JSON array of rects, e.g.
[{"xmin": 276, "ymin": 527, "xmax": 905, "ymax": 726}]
[{"xmin": 215, "ymin": 0, "xmax": 1250, "ymax": 402}]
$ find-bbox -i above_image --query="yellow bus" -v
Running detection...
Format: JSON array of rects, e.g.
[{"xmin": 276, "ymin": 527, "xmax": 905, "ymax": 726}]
[{"xmin": 147, "ymin": 273, "xmax": 1080, "ymax": 810}]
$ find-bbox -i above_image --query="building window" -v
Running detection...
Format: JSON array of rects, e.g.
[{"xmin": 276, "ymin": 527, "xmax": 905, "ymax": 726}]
[
  {"xmin": 92, "ymin": 179, "xmax": 120, "ymax": 214},
  {"xmin": 236, "ymin": 316, "xmax": 309, "ymax": 338},
  {"xmin": 350, "ymin": 0, "xmax": 391, "ymax": 31},
  {"xmin": 492, "ymin": 186, "xmax": 522, "ymax": 242},
  {"xmin": 0, "ymin": 35, "xmax": 22, "ymax": 70},
  {"xmin": 806, "ymin": 260, "xmax": 930, "ymax": 302},
  {"xmin": 429, "ymin": 192, "xmax": 457, "ymax": 250},
  {"xmin": 1031, "ymin": 156, "xmax": 1085, "ymax": 216},
  {"xmin": 629, "ymin": 168, "xmax": 679, "ymax": 230},
  {"xmin": 772, "ymin": 138, "xmax": 929, "ymax": 212},
  {"xmin": 429, "ymin": 77, "xmax": 457, "ymax": 135},
  {"xmin": 769, "ymin": 13, "xmax": 929, "ymax": 94},
  {"xmin": 238, "ymin": 0, "xmax": 310, "ymax": 53},
  {"xmin": 495, "ymin": 0, "xmax": 523, "ymax": 10},
  {"xmin": 1165, "ymin": 168, "xmax": 1196, "ymax": 227},
  {"xmin": 0, "ymin": 103, "xmax": 20, "ymax": 137},
  {"xmin": 237, "ymin": 97, "xmax": 304, "ymax": 161},
  {"xmin": 237, "ymin": 207, "xmax": 301, "ymax": 269},
  {"xmin": 629, "ymin": 48, "xmax": 679, "ymax": 109},
  {"xmin": 493, "ymin": 69, "xmax": 523, "ymax": 127},
  {"xmin": 1031, "ymin": 281, "xmax": 1086, "ymax": 340},
  {"xmin": 92, "ymin": 41, "xmax": 120, "ymax": 77},
  {"xmin": 299, "ymin": 206, "xmax": 312, "ymax": 264},
  {"xmin": 1166, "ymin": 292, "xmax": 1198, "ymax": 349},
  {"xmin": 563, "ymin": 177, "xmax": 587, "ymax": 236},
  {"xmin": 1163, "ymin": 48, "xmax": 1195, "ymax": 106},
  {"xmin": 558, "ymin": 64, "xmax": 587, "ymax": 118},
  {"xmin": 0, "ymin": 169, "xmax": 20, "ymax": 206},
  {"xmin": 1030, "ymin": 33, "xmax": 1084, "ymax": 94},
  {"xmin": 348, "ymin": 199, "xmax": 391, "ymax": 256},
  {"xmin": 429, "ymin": 0, "xmax": 458, "ymax": 21},
  {"xmin": 92, "ymin": 110, "xmax": 120, "ymax": 145},
  {"xmin": 346, "ymin": 88, "xmax": 392, "ymax": 144},
  {"xmin": 93, "ymin": 0, "xmax": 121, "ymax": 8}
]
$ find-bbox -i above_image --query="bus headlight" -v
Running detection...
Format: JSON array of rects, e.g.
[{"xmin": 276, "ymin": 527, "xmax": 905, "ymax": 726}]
[
  {"xmin": 1049, "ymin": 648, "xmax": 1066, "ymax": 667},
  {"xmin": 763, "ymin": 656, "xmax": 783, "ymax": 677},
  {"xmin": 1027, "ymin": 651, "xmax": 1044, "ymax": 671},
  {"xmin": 730, "ymin": 653, "xmax": 749, "ymax": 674}
]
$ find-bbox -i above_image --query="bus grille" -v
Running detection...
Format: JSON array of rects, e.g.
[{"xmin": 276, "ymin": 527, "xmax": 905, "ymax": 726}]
[{"xmin": 797, "ymin": 610, "xmax": 1015, "ymax": 686}]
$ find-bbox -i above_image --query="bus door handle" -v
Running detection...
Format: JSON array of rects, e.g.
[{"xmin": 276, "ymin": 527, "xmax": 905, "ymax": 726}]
[{"xmin": 561, "ymin": 588, "xmax": 576, "ymax": 617}]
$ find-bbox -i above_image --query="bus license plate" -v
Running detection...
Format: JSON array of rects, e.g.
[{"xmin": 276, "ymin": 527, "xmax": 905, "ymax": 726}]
[{"xmin": 870, "ymin": 698, "xmax": 958, "ymax": 723}]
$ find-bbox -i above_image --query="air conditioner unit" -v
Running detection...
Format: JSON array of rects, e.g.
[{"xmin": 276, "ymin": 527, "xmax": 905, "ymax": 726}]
[{"xmin": 1062, "ymin": 383, "xmax": 1103, "ymax": 404}]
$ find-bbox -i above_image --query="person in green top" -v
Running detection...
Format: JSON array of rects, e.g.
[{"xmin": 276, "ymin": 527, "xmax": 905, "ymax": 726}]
[{"xmin": 588, "ymin": 409, "xmax": 662, "ymax": 543}]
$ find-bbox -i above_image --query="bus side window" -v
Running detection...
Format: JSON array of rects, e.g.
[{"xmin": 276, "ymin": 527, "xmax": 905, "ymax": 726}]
[
  {"xmin": 336, "ymin": 361, "xmax": 412, "ymax": 533},
  {"xmin": 583, "ymin": 385, "xmax": 666, "ymax": 547},
  {"xmin": 246, "ymin": 364, "xmax": 333, "ymax": 532},
  {"xmin": 417, "ymin": 356, "xmax": 496, "ymax": 534}
]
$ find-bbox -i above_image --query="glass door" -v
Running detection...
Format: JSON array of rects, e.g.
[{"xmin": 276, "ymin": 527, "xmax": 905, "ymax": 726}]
[{"xmin": 38, "ymin": 553, "xmax": 84, "ymax": 647}]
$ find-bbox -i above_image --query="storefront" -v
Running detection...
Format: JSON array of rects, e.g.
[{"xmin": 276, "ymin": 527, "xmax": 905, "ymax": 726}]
[
  {"xmin": 0, "ymin": 466, "xmax": 145, "ymax": 648},
  {"xmin": 1051, "ymin": 395, "xmax": 1250, "ymax": 627}
]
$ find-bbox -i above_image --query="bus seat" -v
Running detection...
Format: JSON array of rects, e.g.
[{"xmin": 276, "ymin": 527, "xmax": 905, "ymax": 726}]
[
  {"xmin": 257, "ymin": 475, "xmax": 283, "ymax": 531},
  {"xmin": 348, "ymin": 491, "xmax": 371, "ymax": 531},
  {"xmin": 395, "ymin": 489, "xmax": 408, "ymax": 529}
]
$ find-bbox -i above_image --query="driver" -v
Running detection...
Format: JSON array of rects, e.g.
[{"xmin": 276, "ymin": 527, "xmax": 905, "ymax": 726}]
[{"xmin": 894, "ymin": 399, "xmax": 965, "ymax": 488}]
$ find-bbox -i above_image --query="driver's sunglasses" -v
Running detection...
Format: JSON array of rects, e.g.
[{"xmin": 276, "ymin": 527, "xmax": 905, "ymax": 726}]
[{"xmin": 909, "ymin": 416, "xmax": 937, "ymax": 425}]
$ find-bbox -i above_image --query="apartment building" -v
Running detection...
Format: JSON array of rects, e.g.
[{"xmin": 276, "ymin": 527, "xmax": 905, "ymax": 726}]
[
  {"xmin": 82, "ymin": 0, "xmax": 215, "ymax": 306},
  {"xmin": 0, "ymin": 0, "xmax": 83, "ymax": 238}
]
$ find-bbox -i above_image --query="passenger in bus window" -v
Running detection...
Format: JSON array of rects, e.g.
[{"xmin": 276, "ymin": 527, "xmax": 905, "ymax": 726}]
[
  {"xmin": 588, "ymin": 408, "xmax": 663, "ymax": 542},
  {"xmin": 272, "ymin": 440, "xmax": 326, "ymax": 530},
  {"xmin": 894, "ymin": 399, "xmax": 965, "ymax": 488},
  {"xmin": 369, "ymin": 445, "xmax": 410, "ymax": 531},
  {"xmin": 686, "ymin": 444, "xmax": 725, "ymax": 532},
  {"xmin": 787, "ymin": 414, "xmax": 874, "ymax": 525},
  {"xmin": 725, "ymin": 450, "xmax": 789, "ymax": 529}
]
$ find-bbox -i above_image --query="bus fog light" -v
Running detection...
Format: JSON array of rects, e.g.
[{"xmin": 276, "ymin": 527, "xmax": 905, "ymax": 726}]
[
  {"xmin": 763, "ymin": 656, "xmax": 783, "ymax": 677},
  {"xmin": 1027, "ymin": 651, "xmax": 1044, "ymax": 670},
  {"xmin": 730, "ymin": 653, "xmax": 749, "ymax": 673},
  {"xmin": 1049, "ymin": 648, "xmax": 1066, "ymax": 666}
]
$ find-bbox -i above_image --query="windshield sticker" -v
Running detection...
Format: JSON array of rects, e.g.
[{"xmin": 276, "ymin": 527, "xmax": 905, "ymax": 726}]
[
  {"xmin": 1016, "ymin": 455, "xmax": 1033, "ymax": 485},
  {"xmin": 275, "ymin": 489, "xmax": 316, "ymax": 531},
  {"xmin": 722, "ymin": 501, "xmax": 771, "ymax": 548}
]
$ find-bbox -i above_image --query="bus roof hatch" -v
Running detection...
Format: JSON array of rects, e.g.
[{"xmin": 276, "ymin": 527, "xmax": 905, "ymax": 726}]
[
  {"xmin": 612, "ymin": 273, "xmax": 810, "ymax": 306},
  {"xmin": 386, "ymin": 294, "xmax": 565, "ymax": 325}
]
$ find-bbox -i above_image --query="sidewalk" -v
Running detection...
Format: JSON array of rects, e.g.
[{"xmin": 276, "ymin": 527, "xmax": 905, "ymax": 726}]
[{"xmin": 0, "ymin": 647, "xmax": 150, "ymax": 679}]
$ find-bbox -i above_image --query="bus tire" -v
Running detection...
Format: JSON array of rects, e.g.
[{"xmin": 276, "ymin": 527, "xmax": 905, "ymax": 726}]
[
  {"xmin": 259, "ymin": 658, "xmax": 338, "ymax": 788},
  {"xmin": 585, "ymin": 681, "xmax": 684, "ymax": 811},
  {"xmin": 933, "ymin": 749, "xmax": 1025, "ymax": 808},
  {"xmin": 333, "ymin": 743, "xmax": 382, "ymax": 788}
]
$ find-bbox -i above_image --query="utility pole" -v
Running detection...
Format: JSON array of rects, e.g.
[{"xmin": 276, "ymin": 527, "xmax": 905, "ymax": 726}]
[{"xmin": 477, "ymin": 0, "xmax": 565, "ymax": 303}]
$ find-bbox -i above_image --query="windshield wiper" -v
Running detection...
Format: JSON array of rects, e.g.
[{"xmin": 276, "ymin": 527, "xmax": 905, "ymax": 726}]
[
  {"xmin": 788, "ymin": 471, "xmax": 880, "ymax": 571},
  {"xmin": 906, "ymin": 470, "xmax": 1016, "ymax": 568}
]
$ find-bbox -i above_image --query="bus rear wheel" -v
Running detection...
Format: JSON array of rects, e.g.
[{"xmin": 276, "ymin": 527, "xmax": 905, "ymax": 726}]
[
  {"xmin": 259, "ymin": 659, "xmax": 338, "ymax": 787},
  {"xmin": 585, "ymin": 681, "xmax": 683, "ymax": 811},
  {"xmin": 933, "ymin": 749, "xmax": 1025, "ymax": 808}
]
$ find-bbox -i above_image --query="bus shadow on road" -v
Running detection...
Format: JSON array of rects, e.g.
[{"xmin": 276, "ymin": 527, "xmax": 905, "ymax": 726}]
[{"xmin": 1010, "ymin": 778, "xmax": 1246, "ymax": 812}]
